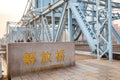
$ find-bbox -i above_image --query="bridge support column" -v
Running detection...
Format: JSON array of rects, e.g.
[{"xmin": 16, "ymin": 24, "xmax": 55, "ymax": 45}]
[
  {"xmin": 108, "ymin": 0, "xmax": 112, "ymax": 61},
  {"xmin": 68, "ymin": 8, "xmax": 73, "ymax": 41},
  {"xmin": 96, "ymin": 0, "xmax": 100, "ymax": 59},
  {"xmin": 51, "ymin": 0, "xmax": 55, "ymax": 42},
  {"xmin": 41, "ymin": 17, "xmax": 44, "ymax": 42}
]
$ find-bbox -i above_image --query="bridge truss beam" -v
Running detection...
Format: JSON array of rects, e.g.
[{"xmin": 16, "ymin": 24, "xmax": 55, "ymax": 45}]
[{"xmin": 5, "ymin": 0, "xmax": 120, "ymax": 60}]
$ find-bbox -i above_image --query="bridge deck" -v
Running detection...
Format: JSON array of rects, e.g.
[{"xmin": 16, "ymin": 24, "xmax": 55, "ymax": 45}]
[{"xmin": 11, "ymin": 58, "xmax": 120, "ymax": 80}]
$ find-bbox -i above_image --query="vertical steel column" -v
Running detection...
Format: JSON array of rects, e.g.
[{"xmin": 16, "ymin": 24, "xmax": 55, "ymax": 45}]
[
  {"xmin": 41, "ymin": 16, "xmax": 44, "ymax": 42},
  {"xmin": 41, "ymin": 0, "xmax": 44, "ymax": 42},
  {"xmin": 38, "ymin": 16, "xmax": 41, "ymax": 42},
  {"xmin": 41, "ymin": 0, "xmax": 43, "ymax": 11},
  {"xmin": 64, "ymin": 27, "xmax": 66, "ymax": 42},
  {"xmin": 108, "ymin": 0, "xmax": 112, "ymax": 61},
  {"xmin": 34, "ymin": 20, "xmax": 38, "ymax": 42},
  {"xmin": 96, "ymin": 0, "xmax": 100, "ymax": 59},
  {"xmin": 68, "ymin": 8, "xmax": 73, "ymax": 41},
  {"xmin": 92, "ymin": 0, "xmax": 95, "ymax": 32},
  {"xmin": 51, "ymin": 0, "xmax": 55, "ymax": 42},
  {"xmin": 32, "ymin": 0, "xmax": 38, "ymax": 8}
]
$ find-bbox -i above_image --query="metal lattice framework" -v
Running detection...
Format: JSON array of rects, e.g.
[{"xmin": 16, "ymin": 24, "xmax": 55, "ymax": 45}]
[{"xmin": 3, "ymin": 0, "xmax": 120, "ymax": 60}]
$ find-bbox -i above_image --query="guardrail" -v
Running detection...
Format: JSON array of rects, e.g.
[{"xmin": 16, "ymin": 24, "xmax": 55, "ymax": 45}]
[
  {"xmin": 75, "ymin": 44, "xmax": 120, "ymax": 60},
  {"xmin": 75, "ymin": 44, "xmax": 120, "ymax": 53}
]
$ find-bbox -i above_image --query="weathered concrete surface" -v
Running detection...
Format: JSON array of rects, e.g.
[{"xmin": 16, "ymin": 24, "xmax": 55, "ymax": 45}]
[
  {"xmin": 12, "ymin": 59, "xmax": 120, "ymax": 80},
  {"xmin": 7, "ymin": 42, "xmax": 75, "ymax": 78}
]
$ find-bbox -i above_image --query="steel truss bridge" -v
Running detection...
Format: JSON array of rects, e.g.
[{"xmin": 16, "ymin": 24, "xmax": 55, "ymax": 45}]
[{"xmin": 2, "ymin": 0, "xmax": 120, "ymax": 60}]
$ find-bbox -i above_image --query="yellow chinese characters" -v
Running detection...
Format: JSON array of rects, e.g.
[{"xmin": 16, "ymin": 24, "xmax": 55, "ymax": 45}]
[
  {"xmin": 56, "ymin": 50, "xmax": 64, "ymax": 62},
  {"xmin": 40, "ymin": 51, "xmax": 51, "ymax": 64},
  {"xmin": 24, "ymin": 52, "xmax": 36, "ymax": 65}
]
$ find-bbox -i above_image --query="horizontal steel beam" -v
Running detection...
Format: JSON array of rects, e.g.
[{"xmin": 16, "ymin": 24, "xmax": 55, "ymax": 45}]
[
  {"xmin": 41, "ymin": 0, "xmax": 65, "ymax": 15},
  {"xmin": 80, "ymin": 0, "xmax": 120, "ymax": 8}
]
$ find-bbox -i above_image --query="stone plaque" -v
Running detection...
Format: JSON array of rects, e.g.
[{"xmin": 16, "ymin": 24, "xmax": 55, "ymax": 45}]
[{"xmin": 7, "ymin": 42, "xmax": 75, "ymax": 78}]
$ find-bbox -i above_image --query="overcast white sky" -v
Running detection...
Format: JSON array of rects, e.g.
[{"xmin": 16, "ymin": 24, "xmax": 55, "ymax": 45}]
[
  {"xmin": 0, "ymin": 0, "xmax": 120, "ymax": 38},
  {"xmin": 0, "ymin": 0, "xmax": 27, "ymax": 38}
]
